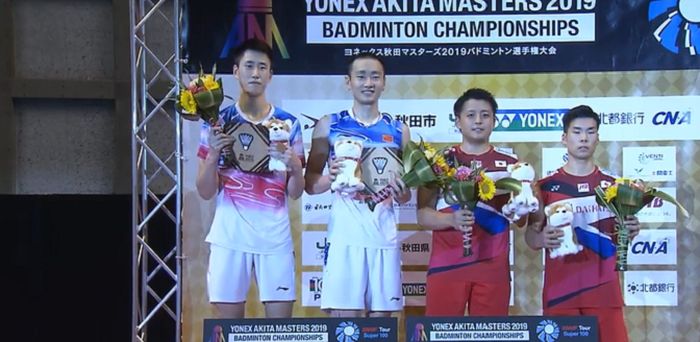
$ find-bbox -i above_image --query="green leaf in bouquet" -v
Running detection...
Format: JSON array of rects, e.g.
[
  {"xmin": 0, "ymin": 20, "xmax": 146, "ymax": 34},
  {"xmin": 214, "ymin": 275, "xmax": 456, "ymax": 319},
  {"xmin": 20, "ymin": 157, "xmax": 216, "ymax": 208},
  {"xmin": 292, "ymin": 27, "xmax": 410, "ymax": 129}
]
[
  {"xmin": 193, "ymin": 88, "xmax": 224, "ymax": 109},
  {"xmin": 402, "ymin": 158, "xmax": 438, "ymax": 188},
  {"xmin": 444, "ymin": 181, "xmax": 478, "ymax": 210},
  {"xmin": 212, "ymin": 64, "xmax": 218, "ymax": 79},
  {"xmin": 494, "ymin": 177, "xmax": 523, "ymax": 193},
  {"xmin": 402, "ymin": 140, "xmax": 427, "ymax": 174},
  {"xmin": 615, "ymin": 183, "xmax": 645, "ymax": 217},
  {"xmin": 643, "ymin": 188, "xmax": 689, "ymax": 218}
]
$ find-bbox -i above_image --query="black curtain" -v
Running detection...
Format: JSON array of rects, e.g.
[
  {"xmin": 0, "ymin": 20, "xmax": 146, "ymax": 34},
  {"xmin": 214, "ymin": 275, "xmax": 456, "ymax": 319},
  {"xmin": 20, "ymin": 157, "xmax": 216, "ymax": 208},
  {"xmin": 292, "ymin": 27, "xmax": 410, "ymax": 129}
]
[{"xmin": 5, "ymin": 195, "xmax": 176, "ymax": 342}]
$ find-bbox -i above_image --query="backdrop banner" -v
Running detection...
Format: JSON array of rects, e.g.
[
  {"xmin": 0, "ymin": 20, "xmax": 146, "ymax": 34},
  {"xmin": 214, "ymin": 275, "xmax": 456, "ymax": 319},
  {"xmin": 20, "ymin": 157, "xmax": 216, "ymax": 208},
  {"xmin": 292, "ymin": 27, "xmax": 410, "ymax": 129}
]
[
  {"xmin": 181, "ymin": 2, "xmax": 699, "ymax": 342},
  {"xmin": 184, "ymin": 0, "xmax": 700, "ymax": 75}
]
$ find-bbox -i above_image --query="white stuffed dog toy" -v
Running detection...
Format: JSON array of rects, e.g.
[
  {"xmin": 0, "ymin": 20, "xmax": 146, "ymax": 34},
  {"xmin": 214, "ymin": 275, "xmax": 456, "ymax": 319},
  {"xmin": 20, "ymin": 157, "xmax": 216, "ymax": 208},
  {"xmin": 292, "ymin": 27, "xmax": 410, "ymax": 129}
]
[
  {"xmin": 502, "ymin": 162, "xmax": 539, "ymax": 221},
  {"xmin": 263, "ymin": 118, "xmax": 293, "ymax": 172},
  {"xmin": 330, "ymin": 137, "xmax": 365, "ymax": 195},
  {"xmin": 545, "ymin": 202, "xmax": 583, "ymax": 258}
]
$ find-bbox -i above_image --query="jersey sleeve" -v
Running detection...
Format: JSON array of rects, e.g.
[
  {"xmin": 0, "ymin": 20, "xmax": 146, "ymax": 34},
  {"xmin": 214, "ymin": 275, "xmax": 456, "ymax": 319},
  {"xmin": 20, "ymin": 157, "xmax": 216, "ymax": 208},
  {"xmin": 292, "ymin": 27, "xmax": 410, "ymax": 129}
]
[
  {"xmin": 289, "ymin": 118, "xmax": 306, "ymax": 168},
  {"xmin": 196, "ymin": 121, "xmax": 212, "ymax": 160}
]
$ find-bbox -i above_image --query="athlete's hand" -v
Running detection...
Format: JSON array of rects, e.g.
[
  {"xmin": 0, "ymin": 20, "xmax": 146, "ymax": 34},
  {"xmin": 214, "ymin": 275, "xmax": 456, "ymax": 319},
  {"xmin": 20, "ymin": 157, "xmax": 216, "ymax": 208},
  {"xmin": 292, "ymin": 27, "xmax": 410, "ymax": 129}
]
[
  {"xmin": 327, "ymin": 159, "xmax": 344, "ymax": 182},
  {"xmin": 269, "ymin": 143, "xmax": 302, "ymax": 172},
  {"xmin": 539, "ymin": 224, "xmax": 563, "ymax": 249},
  {"xmin": 618, "ymin": 215, "xmax": 641, "ymax": 241},
  {"xmin": 388, "ymin": 171, "xmax": 411, "ymax": 204},
  {"xmin": 207, "ymin": 126, "xmax": 235, "ymax": 154},
  {"xmin": 452, "ymin": 209, "xmax": 474, "ymax": 234}
]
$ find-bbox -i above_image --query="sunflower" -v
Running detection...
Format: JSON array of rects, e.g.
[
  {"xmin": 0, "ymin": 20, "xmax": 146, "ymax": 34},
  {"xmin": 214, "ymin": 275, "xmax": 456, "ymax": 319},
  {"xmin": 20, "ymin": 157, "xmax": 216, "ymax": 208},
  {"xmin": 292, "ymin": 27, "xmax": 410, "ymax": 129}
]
[
  {"xmin": 179, "ymin": 90, "xmax": 197, "ymax": 113},
  {"xmin": 604, "ymin": 184, "xmax": 618, "ymax": 202},
  {"xmin": 477, "ymin": 173, "xmax": 496, "ymax": 201}
]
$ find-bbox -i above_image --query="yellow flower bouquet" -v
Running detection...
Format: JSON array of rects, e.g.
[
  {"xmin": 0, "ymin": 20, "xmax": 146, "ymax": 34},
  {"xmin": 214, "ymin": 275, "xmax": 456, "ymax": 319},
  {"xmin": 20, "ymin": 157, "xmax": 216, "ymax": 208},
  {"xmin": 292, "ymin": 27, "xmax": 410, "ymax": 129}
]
[
  {"xmin": 439, "ymin": 150, "xmax": 522, "ymax": 256},
  {"xmin": 594, "ymin": 178, "xmax": 688, "ymax": 271},
  {"xmin": 176, "ymin": 65, "xmax": 233, "ymax": 164},
  {"xmin": 177, "ymin": 65, "xmax": 225, "ymax": 124}
]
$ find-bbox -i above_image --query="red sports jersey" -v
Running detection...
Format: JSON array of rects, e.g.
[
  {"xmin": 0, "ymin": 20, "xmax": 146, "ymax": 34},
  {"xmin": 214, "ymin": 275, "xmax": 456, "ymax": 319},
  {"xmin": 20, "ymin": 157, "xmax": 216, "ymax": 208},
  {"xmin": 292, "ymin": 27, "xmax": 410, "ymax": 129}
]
[
  {"xmin": 538, "ymin": 166, "xmax": 624, "ymax": 309},
  {"xmin": 428, "ymin": 146, "xmax": 518, "ymax": 283}
]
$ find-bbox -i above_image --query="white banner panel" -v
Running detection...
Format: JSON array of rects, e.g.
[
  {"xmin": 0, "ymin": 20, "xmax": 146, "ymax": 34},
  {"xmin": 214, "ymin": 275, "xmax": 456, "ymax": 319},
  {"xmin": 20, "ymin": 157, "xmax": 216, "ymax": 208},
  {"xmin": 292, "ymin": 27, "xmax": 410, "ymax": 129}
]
[
  {"xmin": 624, "ymin": 271, "xmax": 678, "ymax": 307},
  {"xmin": 301, "ymin": 271, "xmax": 324, "ymax": 307},
  {"xmin": 402, "ymin": 271, "xmax": 427, "ymax": 307},
  {"xmin": 301, "ymin": 231, "xmax": 328, "ymax": 266},
  {"xmin": 622, "ymin": 146, "xmax": 677, "ymax": 182},
  {"xmin": 541, "ymin": 147, "xmax": 568, "ymax": 177},
  {"xmin": 636, "ymin": 187, "xmax": 678, "ymax": 224},
  {"xmin": 282, "ymin": 96, "xmax": 699, "ymax": 143},
  {"xmin": 628, "ymin": 229, "xmax": 677, "ymax": 266}
]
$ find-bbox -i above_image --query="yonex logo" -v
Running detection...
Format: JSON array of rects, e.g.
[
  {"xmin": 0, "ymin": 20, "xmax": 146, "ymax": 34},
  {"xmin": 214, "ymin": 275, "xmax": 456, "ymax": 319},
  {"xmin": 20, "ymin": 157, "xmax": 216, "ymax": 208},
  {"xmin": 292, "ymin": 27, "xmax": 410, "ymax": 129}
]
[
  {"xmin": 372, "ymin": 157, "xmax": 388, "ymax": 174},
  {"xmin": 238, "ymin": 133, "xmax": 253, "ymax": 151}
]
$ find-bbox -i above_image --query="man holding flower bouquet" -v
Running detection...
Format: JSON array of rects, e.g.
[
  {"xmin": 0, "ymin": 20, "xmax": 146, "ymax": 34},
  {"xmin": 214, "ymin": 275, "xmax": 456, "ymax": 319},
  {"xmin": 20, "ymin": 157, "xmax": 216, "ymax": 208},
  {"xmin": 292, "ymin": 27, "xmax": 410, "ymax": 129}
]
[
  {"xmin": 524, "ymin": 105, "xmax": 640, "ymax": 342},
  {"xmin": 304, "ymin": 52, "xmax": 412, "ymax": 317},
  {"xmin": 417, "ymin": 88, "xmax": 527, "ymax": 317},
  {"xmin": 196, "ymin": 39, "xmax": 305, "ymax": 319}
]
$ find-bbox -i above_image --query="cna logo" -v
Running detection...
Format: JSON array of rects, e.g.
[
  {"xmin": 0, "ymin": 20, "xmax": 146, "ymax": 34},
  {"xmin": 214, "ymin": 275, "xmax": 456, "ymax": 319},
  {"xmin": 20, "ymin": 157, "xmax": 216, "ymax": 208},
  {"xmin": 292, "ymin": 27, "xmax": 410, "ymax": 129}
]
[
  {"xmin": 220, "ymin": 0, "xmax": 290, "ymax": 59},
  {"xmin": 652, "ymin": 110, "xmax": 691, "ymax": 125},
  {"xmin": 648, "ymin": 0, "xmax": 700, "ymax": 55},
  {"xmin": 492, "ymin": 109, "xmax": 568, "ymax": 132}
]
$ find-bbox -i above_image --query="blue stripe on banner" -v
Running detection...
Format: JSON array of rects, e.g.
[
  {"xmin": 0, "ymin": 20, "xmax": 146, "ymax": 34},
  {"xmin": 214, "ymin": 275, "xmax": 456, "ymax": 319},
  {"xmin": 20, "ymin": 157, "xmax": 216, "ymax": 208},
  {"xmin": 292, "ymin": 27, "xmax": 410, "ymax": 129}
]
[{"xmin": 574, "ymin": 227, "xmax": 616, "ymax": 259}]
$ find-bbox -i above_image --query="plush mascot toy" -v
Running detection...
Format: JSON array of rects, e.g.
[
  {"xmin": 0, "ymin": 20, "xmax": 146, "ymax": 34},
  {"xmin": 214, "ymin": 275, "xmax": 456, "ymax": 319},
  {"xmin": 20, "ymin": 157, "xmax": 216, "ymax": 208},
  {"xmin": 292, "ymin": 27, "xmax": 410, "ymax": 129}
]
[
  {"xmin": 545, "ymin": 202, "xmax": 583, "ymax": 258},
  {"xmin": 263, "ymin": 118, "xmax": 293, "ymax": 172},
  {"xmin": 330, "ymin": 137, "xmax": 365, "ymax": 195},
  {"xmin": 502, "ymin": 162, "xmax": 539, "ymax": 221}
]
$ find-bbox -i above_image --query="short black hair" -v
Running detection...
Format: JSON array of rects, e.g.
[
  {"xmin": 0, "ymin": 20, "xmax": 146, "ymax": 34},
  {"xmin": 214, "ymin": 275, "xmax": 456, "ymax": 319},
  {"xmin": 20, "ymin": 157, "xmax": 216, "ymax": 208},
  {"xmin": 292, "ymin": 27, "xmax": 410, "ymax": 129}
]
[
  {"xmin": 453, "ymin": 88, "xmax": 498, "ymax": 117},
  {"xmin": 232, "ymin": 38, "xmax": 273, "ymax": 68},
  {"xmin": 347, "ymin": 52, "xmax": 385, "ymax": 76},
  {"xmin": 562, "ymin": 105, "xmax": 601, "ymax": 132}
]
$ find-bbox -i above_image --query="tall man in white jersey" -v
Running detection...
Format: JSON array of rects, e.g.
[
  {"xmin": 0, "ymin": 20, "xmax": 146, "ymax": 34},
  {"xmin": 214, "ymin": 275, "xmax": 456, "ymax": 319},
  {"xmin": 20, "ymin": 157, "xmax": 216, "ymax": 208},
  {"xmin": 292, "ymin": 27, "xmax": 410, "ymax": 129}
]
[
  {"xmin": 304, "ymin": 52, "xmax": 412, "ymax": 317},
  {"xmin": 196, "ymin": 39, "xmax": 305, "ymax": 319}
]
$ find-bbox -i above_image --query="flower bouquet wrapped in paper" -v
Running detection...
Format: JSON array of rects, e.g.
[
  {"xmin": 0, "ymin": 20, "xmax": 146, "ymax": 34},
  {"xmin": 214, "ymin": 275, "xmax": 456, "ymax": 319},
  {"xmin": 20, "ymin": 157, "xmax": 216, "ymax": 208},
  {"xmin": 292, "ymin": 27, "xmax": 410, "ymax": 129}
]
[
  {"xmin": 176, "ymin": 65, "xmax": 232, "ymax": 164},
  {"xmin": 363, "ymin": 138, "xmax": 441, "ymax": 211},
  {"xmin": 440, "ymin": 151, "xmax": 522, "ymax": 257},
  {"xmin": 594, "ymin": 178, "xmax": 689, "ymax": 271}
]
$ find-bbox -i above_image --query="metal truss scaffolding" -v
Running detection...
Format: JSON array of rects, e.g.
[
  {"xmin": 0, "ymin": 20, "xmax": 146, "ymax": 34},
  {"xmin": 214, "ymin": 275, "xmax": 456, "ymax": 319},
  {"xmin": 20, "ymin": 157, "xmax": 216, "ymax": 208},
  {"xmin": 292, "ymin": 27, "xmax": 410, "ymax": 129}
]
[{"xmin": 130, "ymin": 1, "xmax": 183, "ymax": 342}]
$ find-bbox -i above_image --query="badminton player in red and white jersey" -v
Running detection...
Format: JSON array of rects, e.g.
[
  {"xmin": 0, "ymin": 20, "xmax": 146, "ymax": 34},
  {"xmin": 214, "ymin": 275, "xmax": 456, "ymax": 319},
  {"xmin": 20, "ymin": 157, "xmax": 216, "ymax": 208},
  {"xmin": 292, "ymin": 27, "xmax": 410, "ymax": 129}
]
[
  {"xmin": 417, "ymin": 88, "xmax": 527, "ymax": 317},
  {"xmin": 525, "ymin": 105, "xmax": 640, "ymax": 342}
]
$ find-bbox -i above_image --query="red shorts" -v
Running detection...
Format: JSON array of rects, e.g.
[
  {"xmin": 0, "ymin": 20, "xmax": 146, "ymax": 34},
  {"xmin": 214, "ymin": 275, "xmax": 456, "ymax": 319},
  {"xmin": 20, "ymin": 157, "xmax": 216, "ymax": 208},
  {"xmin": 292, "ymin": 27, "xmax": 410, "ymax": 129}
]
[
  {"xmin": 425, "ymin": 277, "xmax": 510, "ymax": 316},
  {"xmin": 544, "ymin": 307, "xmax": 628, "ymax": 342}
]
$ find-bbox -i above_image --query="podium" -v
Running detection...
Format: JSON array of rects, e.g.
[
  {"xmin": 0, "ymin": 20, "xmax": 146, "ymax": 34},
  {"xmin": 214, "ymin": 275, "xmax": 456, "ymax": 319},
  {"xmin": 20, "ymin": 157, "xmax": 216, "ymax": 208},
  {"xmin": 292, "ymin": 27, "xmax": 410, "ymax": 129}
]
[
  {"xmin": 203, "ymin": 317, "xmax": 398, "ymax": 342},
  {"xmin": 406, "ymin": 316, "xmax": 599, "ymax": 342},
  {"xmin": 203, "ymin": 316, "xmax": 598, "ymax": 342}
]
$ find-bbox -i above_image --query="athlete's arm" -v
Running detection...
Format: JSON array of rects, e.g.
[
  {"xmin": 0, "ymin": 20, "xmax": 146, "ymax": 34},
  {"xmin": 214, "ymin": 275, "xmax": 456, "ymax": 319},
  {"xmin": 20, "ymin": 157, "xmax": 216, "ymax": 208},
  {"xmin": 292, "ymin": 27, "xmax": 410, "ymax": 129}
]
[
  {"xmin": 304, "ymin": 115, "xmax": 333, "ymax": 195},
  {"xmin": 196, "ymin": 126, "xmax": 233, "ymax": 200},
  {"xmin": 284, "ymin": 118, "xmax": 307, "ymax": 200},
  {"xmin": 524, "ymin": 187, "xmax": 560, "ymax": 250},
  {"xmin": 392, "ymin": 122, "xmax": 413, "ymax": 204},
  {"xmin": 285, "ymin": 156, "xmax": 305, "ymax": 200},
  {"xmin": 524, "ymin": 205, "xmax": 545, "ymax": 250},
  {"xmin": 417, "ymin": 186, "xmax": 468, "ymax": 230}
]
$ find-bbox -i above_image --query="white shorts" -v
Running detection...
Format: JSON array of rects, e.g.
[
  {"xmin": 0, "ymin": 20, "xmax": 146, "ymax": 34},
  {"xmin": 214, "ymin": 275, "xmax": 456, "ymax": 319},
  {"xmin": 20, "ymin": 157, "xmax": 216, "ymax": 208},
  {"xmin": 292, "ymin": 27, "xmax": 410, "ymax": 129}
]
[
  {"xmin": 207, "ymin": 244, "xmax": 296, "ymax": 303},
  {"xmin": 321, "ymin": 244, "xmax": 403, "ymax": 312}
]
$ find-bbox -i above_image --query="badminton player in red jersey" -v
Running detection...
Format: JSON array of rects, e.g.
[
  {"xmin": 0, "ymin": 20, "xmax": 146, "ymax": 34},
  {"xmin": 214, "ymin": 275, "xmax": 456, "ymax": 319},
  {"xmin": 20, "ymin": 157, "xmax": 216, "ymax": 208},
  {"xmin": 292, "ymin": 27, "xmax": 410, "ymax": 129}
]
[
  {"xmin": 417, "ymin": 88, "xmax": 527, "ymax": 316},
  {"xmin": 525, "ymin": 105, "xmax": 640, "ymax": 342}
]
